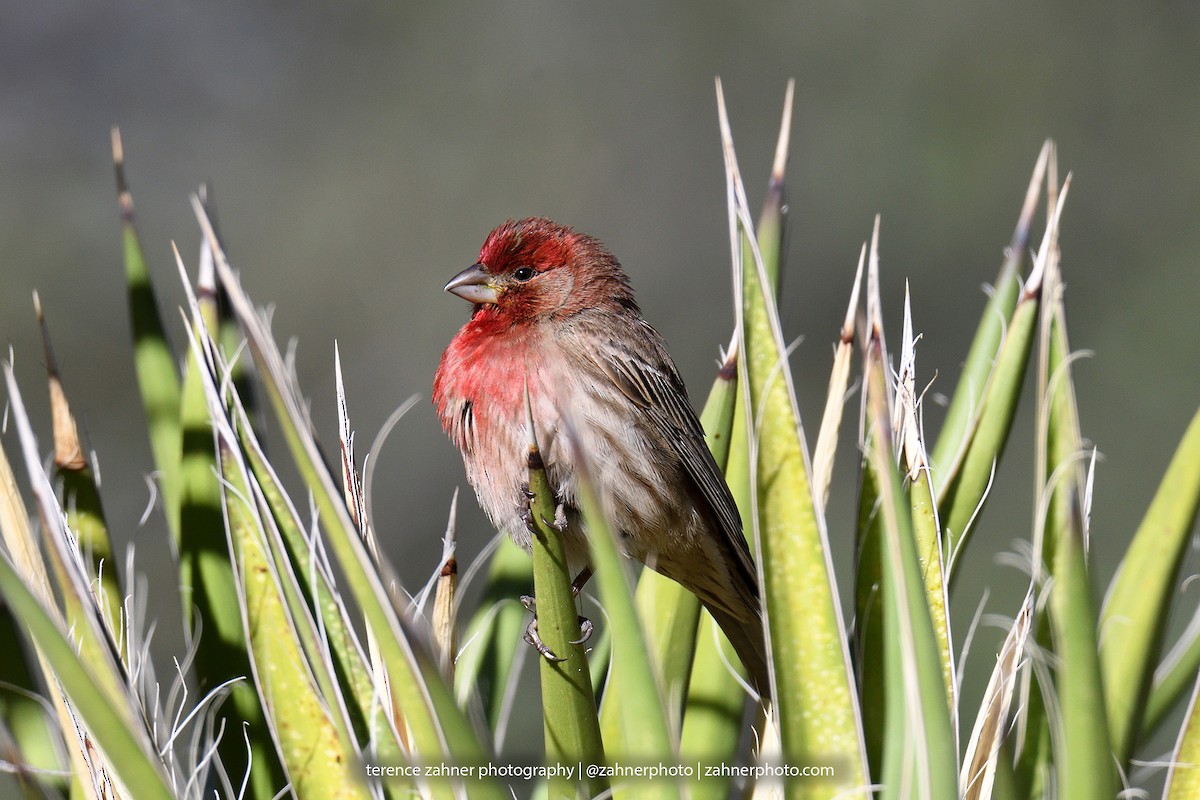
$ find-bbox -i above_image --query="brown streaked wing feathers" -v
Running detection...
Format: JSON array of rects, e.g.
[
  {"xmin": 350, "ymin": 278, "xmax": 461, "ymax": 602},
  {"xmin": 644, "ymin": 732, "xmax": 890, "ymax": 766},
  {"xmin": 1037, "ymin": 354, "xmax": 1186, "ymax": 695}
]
[{"xmin": 577, "ymin": 316, "xmax": 755, "ymax": 589}]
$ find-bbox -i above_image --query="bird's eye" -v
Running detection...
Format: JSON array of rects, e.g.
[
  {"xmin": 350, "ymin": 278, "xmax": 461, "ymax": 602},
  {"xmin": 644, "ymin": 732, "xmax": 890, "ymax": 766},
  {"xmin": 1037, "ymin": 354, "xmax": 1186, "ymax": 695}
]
[{"xmin": 513, "ymin": 267, "xmax": 536, "ymax": 282}]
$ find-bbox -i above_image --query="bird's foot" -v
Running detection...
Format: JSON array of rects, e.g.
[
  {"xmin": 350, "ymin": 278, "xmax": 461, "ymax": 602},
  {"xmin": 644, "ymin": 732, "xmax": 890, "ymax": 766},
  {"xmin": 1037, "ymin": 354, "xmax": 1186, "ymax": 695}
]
[
  {"xmin": 519, "ymin": 484, "xmax": 537, "ymax": 533},
  {"xmin": 522, "ymin": 615, "xmax": 567, "ymax": 662},
  {"xmin": 520, "ymin": 587, "xmax": 594, "ymax": 661},
  {"xmin": 518, "ymin": 483, "xmax": 568, "ymax": 534}
]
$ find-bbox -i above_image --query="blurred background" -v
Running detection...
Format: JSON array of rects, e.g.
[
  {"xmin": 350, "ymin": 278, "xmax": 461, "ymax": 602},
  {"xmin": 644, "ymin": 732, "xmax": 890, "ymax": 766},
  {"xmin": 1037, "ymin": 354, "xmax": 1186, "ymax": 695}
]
[{"xmin": 2, "ymin": 0, "xmax": 1198, "ymax": 777}]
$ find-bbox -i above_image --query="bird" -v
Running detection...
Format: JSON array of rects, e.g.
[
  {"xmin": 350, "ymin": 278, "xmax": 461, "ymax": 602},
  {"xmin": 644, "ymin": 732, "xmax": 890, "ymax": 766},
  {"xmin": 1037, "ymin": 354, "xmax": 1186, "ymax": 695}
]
[{"xmin": 432, "ymin": 217, "xmax": 768, "ymax": 694}]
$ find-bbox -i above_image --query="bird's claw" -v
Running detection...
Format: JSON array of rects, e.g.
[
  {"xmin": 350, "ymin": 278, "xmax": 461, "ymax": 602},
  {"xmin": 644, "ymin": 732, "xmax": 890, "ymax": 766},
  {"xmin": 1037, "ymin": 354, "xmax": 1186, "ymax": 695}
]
[
  {"xmin": 518, "ymin": 485, "xmax": 568, "ymax": 535},
  {"xmin": 571, "ymin": 617, "xmax": 594, "ymax": 645},
  {"xmin": 520, "ymin": 593, "xmax": 593, "ymax": 658},
  {"xmin": 523, "ymin": 618, "xmax": 567, "ymax": 662}
]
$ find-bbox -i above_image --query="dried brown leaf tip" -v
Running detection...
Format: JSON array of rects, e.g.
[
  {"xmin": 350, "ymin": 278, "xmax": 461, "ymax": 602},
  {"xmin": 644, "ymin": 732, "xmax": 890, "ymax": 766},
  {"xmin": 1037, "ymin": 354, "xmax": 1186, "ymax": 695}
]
[
  {"xmin": 111, "ymin": 126, "xmax": 135, "ymax": 222},
  {"xmin": 34, "ymin": 292, "xmax": 86, "ymax": 471}
]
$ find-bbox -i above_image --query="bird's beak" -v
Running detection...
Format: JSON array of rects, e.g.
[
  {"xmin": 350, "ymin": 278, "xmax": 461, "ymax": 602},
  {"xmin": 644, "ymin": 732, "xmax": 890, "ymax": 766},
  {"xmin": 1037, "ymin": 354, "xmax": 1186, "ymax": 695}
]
[{"xmin": 444, "ymin": 263, "xmax": 499, "ymax": 305}]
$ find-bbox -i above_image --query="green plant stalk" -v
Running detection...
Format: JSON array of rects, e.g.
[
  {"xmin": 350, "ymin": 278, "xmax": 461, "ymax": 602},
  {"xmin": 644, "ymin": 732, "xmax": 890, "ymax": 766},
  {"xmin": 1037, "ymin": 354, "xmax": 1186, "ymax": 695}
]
[
  {"xmin": 114, "ymin": 133, "xmax": 183, "ymax": 542},
  {"xmin": 526, "ymin": 427, "xmax": 607, "ymax": 798},
  {"xmin": 1101, "ymin": 406, "xmax": 1200, "ymax": 763}
]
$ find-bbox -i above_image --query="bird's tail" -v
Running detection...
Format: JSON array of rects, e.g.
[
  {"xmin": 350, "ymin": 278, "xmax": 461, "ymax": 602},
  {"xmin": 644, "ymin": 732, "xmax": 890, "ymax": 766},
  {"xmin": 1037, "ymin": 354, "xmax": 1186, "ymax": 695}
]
[{"xmin": 707, "ymin": 603, "xmax": 771, "ymax": 701}]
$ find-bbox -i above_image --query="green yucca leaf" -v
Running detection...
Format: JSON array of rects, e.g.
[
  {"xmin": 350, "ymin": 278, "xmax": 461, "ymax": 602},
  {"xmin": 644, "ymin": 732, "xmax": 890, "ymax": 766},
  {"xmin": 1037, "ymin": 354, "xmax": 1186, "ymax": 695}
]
[
  {"xmin": 1145, "ymin": 621, "xmax": 1200, "ymax": 736},
  {"xmin": 717, "ymin": 80, "xmax": 868, "ymax": 798},
  {"xmin": 172, "ymin": 246, "xmax": 282, "ymax": 798},
  {"xmin": 855, "ymin": 433, "xmax": 887, "ymax": 780},
  {"xmin": 217, "ymin": 434, "xmax": 370, "ymax": 800},
  {"xmin": 454, "ymin": 536, "xmax": 533, "ymax": 736},
  {"xmin": 0, "ymin": 447, "xmax": 68, "ymax": 794},
  {"xmin": 1047, "ymin": 474, "xmax": 1114, "ymax": 799},
  {"xmin": 937, "ymin": 289, "xmax": 1036, "ymax": 564},
  {"xmin": 0, "ymin": 553, "xmax": 174, "ymax": 800},
  {"xmin": 1164, "ymin": 673, "xmax": 1200, "ymax": 799},
  {"xmin": 939, "ymin": 175, "xmax": 1070, "ymax": 574},
  {"xmin": 112, "ymin": 129, "xmax": 183, "ymax": 542},
  {"xmin": 749, "ymin": 78, "xmax": 793, "ymax": 296},
  {"xmin": 680, "ymin": 374, "xmax": 745, "ymax": 800},
  {"xmin": 855, "ymin": 221, "xmax": 890, "ymax": 780},
  {"xmin": 197, "ymin": 204, "xmax": 505, "ymax": 798},
  {"xmin": 679, "ymin": 613, "xmax": 744, "ymax": 800},
  {"xmin": 222, "ymin": 364, "xmax": 409, "ymax": 776},
  {"xmin": 929, "ymin": 141, "xmax": 1049, "ymax": 482},
  {"xmin": 630, "ymin": 562, "xmax": 701, "ymax": 729},
  {"xmin": 34, "ymin": 293, "xmax": 124, "ymax": 632},
  {"xmin": 0, "ymin": 392, "xmax": 169, "ymax": 797},
  {"xmin": 628, "ymin": 335, "xmax": 738, "ymax": 730},
  {"xmin": 523, "ymin": 393, "xmax": 608, "ymax": 798},
  {"xmin": 1101, "ymin": 404, "xmax": 1200, "ymax": 763},
  {"xmin": 864, "ymin": 334, "xmax": 958, "ymax": 800},
  {"xmin": 178, "ymin": 278, "xmax": 381, "ymax": 795},
  {"xmin": 234, "ymin": 390, "xmax": 402, "ymax": 768},
  {"xmin": 1030, "ymin": 187, "xmax": 1116, "ymax": 797},
  {"xmin": 1010, "ymin": 154, "xmax": 1065, "ymax": 800},
  {"xmin": 679, "ymin": 85, "xmax": 793, "ymax": 799},
  {"xmin": 576, "ymin": 439, "xmax": 679, "ymax": 800},
  {"xmin": 3, "ymin": 367, "xmax": 135, "ymax": 731},
  {"xmin": 896, "ymin": 284, "xmax": 954, "ymax": 714}
]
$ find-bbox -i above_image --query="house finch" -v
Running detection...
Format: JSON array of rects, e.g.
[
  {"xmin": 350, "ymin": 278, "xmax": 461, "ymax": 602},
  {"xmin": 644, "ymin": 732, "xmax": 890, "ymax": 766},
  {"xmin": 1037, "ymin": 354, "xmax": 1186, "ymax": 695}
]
[{"xmin": 433, "ymin": 217, "xmax": 768, "ymax": 693}]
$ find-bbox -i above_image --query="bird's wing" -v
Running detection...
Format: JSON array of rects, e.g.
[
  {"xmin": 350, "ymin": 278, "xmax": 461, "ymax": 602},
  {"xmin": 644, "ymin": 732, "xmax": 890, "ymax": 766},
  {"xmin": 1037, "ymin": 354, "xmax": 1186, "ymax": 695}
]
[{"xmin": 581, "ymin": 317, "xmax": 754, "ymax": 580}]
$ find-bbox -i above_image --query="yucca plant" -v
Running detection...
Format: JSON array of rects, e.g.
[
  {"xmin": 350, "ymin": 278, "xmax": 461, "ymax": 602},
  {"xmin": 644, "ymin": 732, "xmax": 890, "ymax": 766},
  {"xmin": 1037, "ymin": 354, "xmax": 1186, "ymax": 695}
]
[{"xmin": 1, "ymin": 81, "xmax": 1198, "ymax": 800}]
